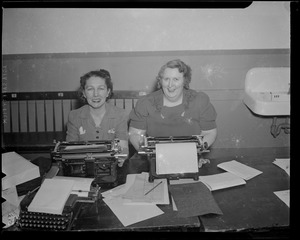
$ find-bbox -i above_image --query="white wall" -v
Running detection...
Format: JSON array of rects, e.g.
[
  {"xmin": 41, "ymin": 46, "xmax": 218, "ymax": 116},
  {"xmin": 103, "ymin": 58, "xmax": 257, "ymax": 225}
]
[{"xmin": 2, "ymin": 2, "xmax": 290, "ymax": 55}]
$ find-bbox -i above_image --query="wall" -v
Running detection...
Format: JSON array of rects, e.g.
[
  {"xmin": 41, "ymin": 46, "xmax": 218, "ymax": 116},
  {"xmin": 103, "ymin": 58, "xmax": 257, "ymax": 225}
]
[
  {"xmin": 2, "ymin": 2, "xmax": 290, "ymax": 54},
  {"xmin": 2, "ymin": 3, "xmax": 291, "ymax": 150}
]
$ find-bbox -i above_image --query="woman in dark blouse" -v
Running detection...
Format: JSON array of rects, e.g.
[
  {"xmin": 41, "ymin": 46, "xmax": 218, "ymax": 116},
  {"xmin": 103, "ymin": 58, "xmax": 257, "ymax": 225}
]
[{"xmin": 128, "ymin": 59, "xmax": 217, "ymax": 171}]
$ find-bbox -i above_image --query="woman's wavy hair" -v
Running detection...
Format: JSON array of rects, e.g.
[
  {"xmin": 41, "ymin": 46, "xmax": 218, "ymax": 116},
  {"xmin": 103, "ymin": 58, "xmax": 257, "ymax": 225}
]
[
  {"xmin": 156, "ymin": 59, "xmax": 192, "ymax": 90},
  {"xmin": 78, "ymin": 69, "xmax": 114, "ymax": 102}
]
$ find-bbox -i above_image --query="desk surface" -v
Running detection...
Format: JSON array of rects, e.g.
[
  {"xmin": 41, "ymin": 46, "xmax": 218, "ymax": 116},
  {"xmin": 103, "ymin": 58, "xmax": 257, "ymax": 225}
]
[
  {"xmin": 199, "ymin": 147, "xmax": 290, "ymax": 232},
  {"xmin": 71, "ymin": 200, "xmax": 200, "ymax": 231},
  {"xmin": 70, "ymin": 147, "xmax": 289, "ymax": 232},
  {"xmin": 7, "ymin": 147, "xmax": 289, "ymax": 233}
]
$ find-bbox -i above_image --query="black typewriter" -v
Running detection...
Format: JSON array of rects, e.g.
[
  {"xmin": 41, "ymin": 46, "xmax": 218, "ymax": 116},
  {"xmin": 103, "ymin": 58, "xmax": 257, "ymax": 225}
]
[
  {"xmin": 138, "ymin": 135, "xmax": 209, "ymax": 182},
  {"xmin": 17, "ymin": 184, "xmax": 100, "ymax": 231},
  {"xmin": 51, "ymin": 139, "xmax": 125, "ymax": 187}
]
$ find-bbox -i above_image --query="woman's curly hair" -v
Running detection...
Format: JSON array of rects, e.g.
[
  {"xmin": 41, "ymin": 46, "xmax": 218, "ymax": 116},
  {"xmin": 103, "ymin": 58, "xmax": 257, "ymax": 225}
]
[
  {"xmin": 78, "ymin": 69, "xmax": 113, "ymax": 102},
  {"xmin": 156, "ymin": 59, "xmax": 192, "ymax": 90}
]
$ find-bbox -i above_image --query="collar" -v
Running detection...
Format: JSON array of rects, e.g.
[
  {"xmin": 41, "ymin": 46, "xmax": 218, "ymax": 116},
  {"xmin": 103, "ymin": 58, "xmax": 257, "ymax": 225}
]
[
  {"xmin": 79, "ymin": 102, "xmax": 117, "ymax": 119},
  {"xmin": 152, "ymin": 88, "xmax": 192, "ymax": 111}
]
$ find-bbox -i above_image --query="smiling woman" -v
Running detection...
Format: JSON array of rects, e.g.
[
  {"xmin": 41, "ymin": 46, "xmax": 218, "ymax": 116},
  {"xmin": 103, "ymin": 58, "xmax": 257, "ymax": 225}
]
[
  {"xmin": 65, "ymin": 69, "xmax": 129, "ymax": 167},
  {"xmin": 128, "ymin": 59, "xmax": 217, "ymax": 172}
]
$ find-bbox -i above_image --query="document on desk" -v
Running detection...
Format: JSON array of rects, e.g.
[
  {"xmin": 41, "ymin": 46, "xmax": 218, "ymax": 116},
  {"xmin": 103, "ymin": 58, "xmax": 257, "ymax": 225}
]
[
  {"xmin": 217, "ymin": 160, "xmax": 262, "ymax": 180},
  {"xmin": 170, "ymin": 172, "xmax": 246, "ymax": 191},
  {"xmin": 122, "ymin": 172, "xmax": 169, "ymax": 205},
  {"xmin": 2, "ymin": 186, "xmax": 20, "ymax": 228},
  {"xmin": 2, "ymin": 152, "xmax": 40, "ymax": 190},
  {"xmin": 274, "ymin": 190, "xmax": 289, "ymax": 207},
  {"xmin": 103, "ymin": 197, "xmax": 164, "ymax": 227},
  {"xmin": 102, "ymin": 173, "xmax": 165, "ymax": 226},
  {"xmin": 28, "ymin": 178, "xmax": 74, "ymax": 215},
  {"xmin": 155, "ymin": 142, "xmax": 198, "ymax": 174},
  {"xmin": 273, "ymin": 158, "xmax": 290, "ymax": 176},
  {"xmin": 101, "ymin": 173, "xmax": 137, "ymax": 199},
  {"xmin": 53, "ymin": 176, "xmax": 94, "ymax": 197},
  {"xmin": 169, "ymin": 182, "xmax": 223, "ymax": 218}
]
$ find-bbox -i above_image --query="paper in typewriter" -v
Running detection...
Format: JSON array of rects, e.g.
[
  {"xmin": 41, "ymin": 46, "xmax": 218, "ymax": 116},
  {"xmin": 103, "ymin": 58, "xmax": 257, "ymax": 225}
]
[
  {"xmin": 155, "ymin": 142, "xmax": 198, "ymax": 175},
  {"xmin": 28, "ymin": 179, "xmax": 74, "ymax": 215}
]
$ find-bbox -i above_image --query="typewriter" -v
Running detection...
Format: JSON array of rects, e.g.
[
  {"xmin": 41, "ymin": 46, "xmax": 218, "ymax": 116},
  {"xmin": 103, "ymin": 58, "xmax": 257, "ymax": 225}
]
[
  {"xmin": 138, "ymin": 135, "xmax": 209, "ymax": 182},
  {"xmin": 17, "ymin": 184, "xmax": 101, "ymax": 231},
  {"xmin": 51, "ymin": 139, "xmax": 125, "ymax": 187}
]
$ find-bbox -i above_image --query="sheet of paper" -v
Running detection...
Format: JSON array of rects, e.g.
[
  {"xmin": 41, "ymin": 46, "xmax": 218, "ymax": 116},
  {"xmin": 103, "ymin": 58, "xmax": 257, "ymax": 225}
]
[
  {"xmin": 155, "ymin": 142, "xmax": 198, "ymax": 175},
  {"xmin": 101, "ymin": 173, "xmax": 137, "ymax": 199},
  {"xmin": 2, "ymin": 186, "xmax": 20, "ymax": 228},
  {"xmin": 122, "ymin": 172, "xmax": 169, "ymax": 205},
  {"xmin": 274, "ymin": 190, "xmax": 289, "ymax": 207},
  {"xmin": 273, "ymin": 158, "xmax": 290, "ymax": 176},
  {"xmin": 217, "ymin": 160, "xmax": 263, "ymax": 180},
  {"xmin": 171, "ymin": 196, "xmax": 178, "ymax": 211},
  {"xmin": 103, "ymin": 196, "xmax": 164, "ymax": 227},
  {"xmin": 2, "ymin": 152, "xmax": 40, "ymax": 190},
  {"xmin": 53, "ymin": 176, "xmax": 94, "ymax": 197},
  {"xmin": 28, "ymin": 179, "xmax": 74, "ymax": 214},
  {"xmin": 170, "ymin": 172, "xmax": 246, "ymax": 191},
  {"xmin": 169, "ymin": 182, "xmax": 223, "ymax": 218}
]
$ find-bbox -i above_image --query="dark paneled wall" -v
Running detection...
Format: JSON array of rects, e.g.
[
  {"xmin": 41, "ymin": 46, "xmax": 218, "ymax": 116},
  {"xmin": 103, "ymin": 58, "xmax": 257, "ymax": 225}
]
[{"xmin": 2, "ymin": 49, "xmax": 290, "ymax": 149}]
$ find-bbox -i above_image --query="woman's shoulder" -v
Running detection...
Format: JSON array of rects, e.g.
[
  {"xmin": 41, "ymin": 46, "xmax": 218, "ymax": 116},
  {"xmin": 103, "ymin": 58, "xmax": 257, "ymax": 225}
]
[
  {"xmin": 137, "ymin": 90, "xmax": 163, "ymax": 106},
  {"xmin": 185, "ymin": 89, "xmax": 210, "ymax": 101},
  {"xmin": 68, "ymin": 105, "xmax": 89, "ymax": 118}
]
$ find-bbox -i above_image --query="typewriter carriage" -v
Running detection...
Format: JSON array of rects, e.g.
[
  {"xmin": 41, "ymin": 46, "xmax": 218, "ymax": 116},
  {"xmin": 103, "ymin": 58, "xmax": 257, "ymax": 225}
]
[{"xmin": 138, "ymin": 135, "xmax": 209, "ymax": 182}]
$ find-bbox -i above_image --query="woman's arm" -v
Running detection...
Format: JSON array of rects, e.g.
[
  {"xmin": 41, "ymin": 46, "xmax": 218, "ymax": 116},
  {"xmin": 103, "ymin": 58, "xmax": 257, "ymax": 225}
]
[
  {"xmin": 200, "ymin": 128, "xmax": 217, "ymax": 148},
  {"xmin": 128, "ymin": 126, "xmax": 147, "ymax": 151},
  {"xmin": 117, "ymin": 139, "xmax": 129, "ymax": 167},
  {"xmin": 66, "ymin": 113, "xmax": 79, "ymax": 142}
]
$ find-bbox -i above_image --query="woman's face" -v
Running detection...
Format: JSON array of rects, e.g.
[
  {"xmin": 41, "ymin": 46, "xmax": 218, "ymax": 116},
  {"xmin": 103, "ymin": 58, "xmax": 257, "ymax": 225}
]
[
  {"xmin": 161, "ymin": 67, "xmax": 185, "ymax": 102},
  {"xmin": 83, "ymin": 76, "xmax": 110, "ymax": 109}
]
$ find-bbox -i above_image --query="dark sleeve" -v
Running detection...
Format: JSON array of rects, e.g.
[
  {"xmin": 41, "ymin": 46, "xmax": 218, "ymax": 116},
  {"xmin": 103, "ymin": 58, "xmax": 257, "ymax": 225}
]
[
  {"xmin": 66, "ymin": 111, "xmax": 79, "ymax": 142},
  {"xmin": 197, "ymin": 93, "xmax": 217, "ymax": 130},
  {"xmin": 115, "ymin": 111, "xmax": 129, "ymax": 141},
  {"xmin": 129, "ymin": 97, "xmax": 149, "ymax": 130}
]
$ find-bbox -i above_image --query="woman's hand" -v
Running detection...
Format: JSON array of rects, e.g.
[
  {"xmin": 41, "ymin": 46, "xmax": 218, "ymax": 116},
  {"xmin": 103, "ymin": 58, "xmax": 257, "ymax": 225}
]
[
  {"xmin": 117, "ymin": 140, "xmax": 129, "ymax": 167},
  {"xmin": 198, "ymin": 158, "xmax": 210, "ymax": 168}
]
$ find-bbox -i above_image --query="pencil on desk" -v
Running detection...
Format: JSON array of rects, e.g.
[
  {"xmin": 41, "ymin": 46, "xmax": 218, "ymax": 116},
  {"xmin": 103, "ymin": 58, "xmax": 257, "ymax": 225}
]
[{"xmin": 144, "ymin": 181, "xmax": 163, "ymax": 196}]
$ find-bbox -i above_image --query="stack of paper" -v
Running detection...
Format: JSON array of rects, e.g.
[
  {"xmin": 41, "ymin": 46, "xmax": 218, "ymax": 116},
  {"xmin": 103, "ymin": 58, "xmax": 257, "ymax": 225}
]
[
  {"xmin": 122, "ymin": 172, "xmax": 169, "ymax": 204},
  {"xmin": 2, "ymin": 152, "xmax": 40, "ymax": 190},
  {"xmin": 217, "ymin": 160, "xmax": 263, "ymax": 180},
  {"xmin": 101, "ymin": 172, "xmax": 165, "ymax": 226},
  {"xmin": 28, "ymin": 179, "xmax": 74, "ymax": 215},
  {"xmin": 170, "ymin": 172, "xmax": 246, "ymax": 191}
]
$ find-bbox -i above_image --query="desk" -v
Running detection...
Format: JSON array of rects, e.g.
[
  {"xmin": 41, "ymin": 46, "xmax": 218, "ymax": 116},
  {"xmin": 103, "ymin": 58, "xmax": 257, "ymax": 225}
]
[
  {"xmin": 69, "ymin": 159, "xmax": 201, "ymax": 231},
  {"xmin": 70, "ymin": 200, "xmax": 201, "ymax": 231},
  {"xmin": 199, "ymin": 147, "xmax": 290, "ymax": 232},
  {"xmin": 4, "ymin": 147, "xmax": 289, "ymax": 233}
]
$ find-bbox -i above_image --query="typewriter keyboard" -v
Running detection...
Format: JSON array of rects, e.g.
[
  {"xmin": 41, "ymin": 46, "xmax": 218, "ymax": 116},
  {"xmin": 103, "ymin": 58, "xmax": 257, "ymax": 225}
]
[{"xmin": 18, "ymin": 210, "xmax": 73, "ymax": 231}]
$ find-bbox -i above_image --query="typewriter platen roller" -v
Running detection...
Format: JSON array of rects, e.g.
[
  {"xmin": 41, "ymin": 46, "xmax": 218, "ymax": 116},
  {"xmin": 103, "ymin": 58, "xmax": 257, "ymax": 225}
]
[{"xmin": 51, "ymin": 139, "xmax": 124, "ymax": 186}]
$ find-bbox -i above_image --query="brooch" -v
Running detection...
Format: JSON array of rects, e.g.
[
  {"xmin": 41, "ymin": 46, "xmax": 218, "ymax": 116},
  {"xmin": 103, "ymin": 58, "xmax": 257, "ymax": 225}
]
[
  {"xmin": 79, "ymin": 126, "xmax": 86, "ymax": 135},
  {"xmin": 108, "ymin": 128, "xmax": 116, "ymax": 134}
]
